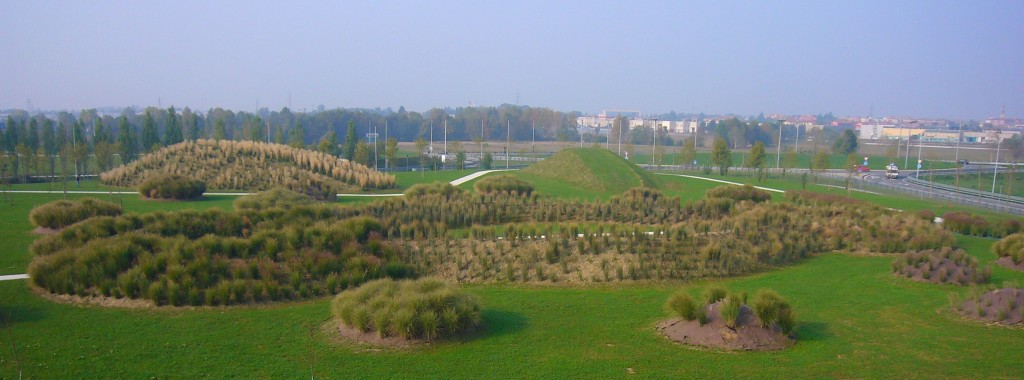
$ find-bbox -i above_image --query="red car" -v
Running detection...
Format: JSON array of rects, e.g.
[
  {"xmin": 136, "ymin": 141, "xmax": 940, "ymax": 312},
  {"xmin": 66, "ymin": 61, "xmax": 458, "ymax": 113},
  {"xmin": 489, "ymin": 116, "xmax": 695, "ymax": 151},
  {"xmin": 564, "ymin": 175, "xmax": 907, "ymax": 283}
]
[{"xmin": 853, "ymin": 165, "xmax": 870, "ymax": 172}]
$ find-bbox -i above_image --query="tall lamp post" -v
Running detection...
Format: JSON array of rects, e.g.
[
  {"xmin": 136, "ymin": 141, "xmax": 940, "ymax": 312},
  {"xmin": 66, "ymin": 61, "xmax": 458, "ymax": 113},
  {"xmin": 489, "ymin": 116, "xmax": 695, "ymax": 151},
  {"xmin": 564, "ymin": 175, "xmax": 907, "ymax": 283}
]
[
  {"xmin": 904, "ymin": 121, "xmax": 918, "ymax": 168},
  {"xmin": 993, "ymin": 130, "xmax": 1002, "ymax": 193},
  {"xmin": 954, "ymin": 121, "xmax": 963, "ymax": 202},
  {"xmin": 651, "ymin": 118, "xmax": 658, "ymax": 167},
  {"xmin": 775, "ymin": 119, "xmax": 784, "ymax": 169},
  {"xmin": 916, "ymin": 130, "xmax": 927, "ymax": 178}
]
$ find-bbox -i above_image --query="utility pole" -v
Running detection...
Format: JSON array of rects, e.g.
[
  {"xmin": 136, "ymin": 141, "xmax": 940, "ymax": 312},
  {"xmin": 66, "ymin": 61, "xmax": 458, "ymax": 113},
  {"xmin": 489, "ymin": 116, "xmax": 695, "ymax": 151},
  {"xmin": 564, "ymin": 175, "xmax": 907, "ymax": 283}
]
[
  {"xmin": 776, "ymin": 119, "xmax": 784, "ymax": 169},
  {"xmin": 532, "ymin": 121, "xmax": 536, "ymax": 153},
  {"xmin": 373, "ymin": 124, "xmax": 378, "ymax": 171},
  {"xmin": 480, "ymin": 119, "xmax": 484, "ymax": 161},
  {"xmin": 429, "ymin": 121, "xmax": 433, "ymax": 170},
  {"xmin": 916, "ymin": 131, "xmax": 925, "ymax": 178},
  {"xmin": 384, "ymin": 120, "xmax": 388, "ymax": 172},
  {"xmin": 443, "ymin": 118, "xmax": 447, "ymax": 171}
]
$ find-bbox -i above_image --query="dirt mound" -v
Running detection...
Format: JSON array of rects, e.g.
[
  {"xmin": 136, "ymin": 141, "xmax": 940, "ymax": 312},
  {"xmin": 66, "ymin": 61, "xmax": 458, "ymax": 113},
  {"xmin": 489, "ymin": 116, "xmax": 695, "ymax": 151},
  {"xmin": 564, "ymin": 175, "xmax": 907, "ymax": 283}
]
[
  {"xmin": 656, "ymin": 303, "xmax": 795, "ymax": 351},
  {"xmin": 332, "ymin": 322, "xmax": 426, "ymax": 348},
  {"xmin": 996, "ymin": 257, "xmax": 1024, "ymax": 272},
  {"xmin": 33, "ymin": 227, "xmax": 58, "ymax": 235},
  {"xmin": 893, "ymin": 248, "xmax": 990, "ymax": 285},
  {"xmin": 957, "ymin": 288, "xmax": 1024, "ymax": 325}
]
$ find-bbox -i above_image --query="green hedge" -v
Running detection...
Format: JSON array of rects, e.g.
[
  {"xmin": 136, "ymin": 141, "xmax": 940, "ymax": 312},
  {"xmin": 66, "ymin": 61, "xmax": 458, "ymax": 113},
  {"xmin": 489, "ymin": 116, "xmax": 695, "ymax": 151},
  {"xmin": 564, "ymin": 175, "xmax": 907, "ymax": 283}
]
[{"xmin": 473, "ymin": 175, "xmax": 534, "ymax": 196}]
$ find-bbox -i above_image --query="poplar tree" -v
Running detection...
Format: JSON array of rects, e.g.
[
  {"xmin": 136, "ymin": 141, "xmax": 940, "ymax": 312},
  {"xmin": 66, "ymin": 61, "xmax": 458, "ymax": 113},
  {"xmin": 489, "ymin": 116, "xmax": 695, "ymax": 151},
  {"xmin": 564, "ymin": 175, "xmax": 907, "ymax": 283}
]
[
  {"xmin": 289, "ymin": 121, "xmax": 305, "ymax": 148},
  {"xmin": 343, "ymin": 120, "xmax": 357, "ymax": 160},
  {"xmin": 118, "ymin": 115, "xmax": 138, "ymax": 164},
  {"xmin": 141, "ymin": 111, "xmax": 160, "ymax": 152},
  {"xmin": 164, "ymin": 106, "xmax": 183, "ymax": 146},
  {"xmin": 213, "ymin": 118, "xmax": 226, "ymax": 141}
]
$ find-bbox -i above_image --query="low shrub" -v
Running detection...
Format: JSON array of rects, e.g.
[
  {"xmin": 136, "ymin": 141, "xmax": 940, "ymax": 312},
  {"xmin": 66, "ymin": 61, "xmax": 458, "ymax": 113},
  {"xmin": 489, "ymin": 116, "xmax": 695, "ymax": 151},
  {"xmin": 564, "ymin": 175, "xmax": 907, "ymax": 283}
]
[
  {"xmin": 917, "ymin": 210, "xmax": 936, "ymax": 222},
  {"xmin": 784, "ymin": 190, "xmax": 862, "ymax": 206},
  {"xmin": 703, "ymin": 286, "xmax": 728, "ymax": 304},
  {"xmin": 403, "ymin": 182, "xmax": 466, "ymax": 199},
  {"xmin": 139, "ymin": 174, "xmax": 206, "ymax": 200},
  {"xmin": 720, "ymin": 293, "xmax": 742, "ymax": 329},
  {"xmin": 993, "ymin": 233, "xmax": 1024, "ymax": 265},
  {"xmin": 665, "ymin": 291, "xmax": 699, "ymax": 320},
  {"xmin": 233, "ymin": 187, "xmax": 315, "ymax": 210},
  {"xmin": 331, "ymin": 278, "xmax": 482, "ymax": 340},
  {"xmin": 28, "ymin": 198, "xmax": 123, "ymax": 229},
  {"xmin": 473, "ymin": 175, "xmax": 534, "ymax": 196},
  {"xmin": 753, "ymin": 289, "xmax": 788, "ymax": 328},
  {"xmin": 706, "ymin": 184, "xmax": 771, "ymax": 203}
]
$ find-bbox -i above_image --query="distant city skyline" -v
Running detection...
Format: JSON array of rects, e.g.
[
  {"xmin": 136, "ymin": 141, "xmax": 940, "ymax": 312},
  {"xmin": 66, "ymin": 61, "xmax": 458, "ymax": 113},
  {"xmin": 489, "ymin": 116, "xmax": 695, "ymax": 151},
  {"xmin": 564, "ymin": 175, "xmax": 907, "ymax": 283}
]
[{"xmin": 1, "ymin": 1, "xmax": 1021, "ymax": 120}]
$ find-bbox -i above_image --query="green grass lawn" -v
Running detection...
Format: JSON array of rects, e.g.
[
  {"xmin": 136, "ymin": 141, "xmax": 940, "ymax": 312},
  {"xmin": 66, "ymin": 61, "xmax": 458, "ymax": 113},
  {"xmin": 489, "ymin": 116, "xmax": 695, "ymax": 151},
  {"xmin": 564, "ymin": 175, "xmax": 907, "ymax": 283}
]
[
  {"xmin": 3, "ymin": 162, "xmax": 1024, "ymax": 378},
  {"xmin": 926, "ymin": 170, "xmax": 1024, "ymax": 198},
  {"xmin": 632, "ymin": 151, "xmax": 957, "ymax": 171}
]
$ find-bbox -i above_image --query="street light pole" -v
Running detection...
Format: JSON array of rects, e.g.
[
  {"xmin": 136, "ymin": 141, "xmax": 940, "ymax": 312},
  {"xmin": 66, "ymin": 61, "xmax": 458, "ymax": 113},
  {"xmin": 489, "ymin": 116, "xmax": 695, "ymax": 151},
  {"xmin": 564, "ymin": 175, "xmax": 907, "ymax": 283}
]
[
  {"xmin": 916, "ymin": 131, "xmax": 925, "ymax": 178},
  {"xmin": 993, "ymin": 131, "xmax": 1002, "ymax": 193},
  {"xmin": 776, "ymin": 120, "xmax": 784, "ymax": 169},
  {"xmin": 904, "ymin": 121, "xmax": 917, "ymax": 168},
  {"xmin": 652, "ymin": 118, "xmax": 658, "ymax": 167},
  {"xmin": 954, "ymin": 121, "xmax": 962, "ymax": 203},
  {"xmin": 616, "ymin": 117, "xmax": 622, "ymax": 156},
  {"xmin": 507, "ymin": 120, "xmax": 510, "ymax": 170}
]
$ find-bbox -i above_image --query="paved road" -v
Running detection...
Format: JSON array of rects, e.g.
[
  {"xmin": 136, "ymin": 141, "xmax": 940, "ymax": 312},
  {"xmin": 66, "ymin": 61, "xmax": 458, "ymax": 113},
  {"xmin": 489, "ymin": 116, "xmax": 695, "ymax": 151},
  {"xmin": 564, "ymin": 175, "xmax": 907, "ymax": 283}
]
[{"xmin": 846, "ymin": 165, "xmax": 1024, "ymax": 215}]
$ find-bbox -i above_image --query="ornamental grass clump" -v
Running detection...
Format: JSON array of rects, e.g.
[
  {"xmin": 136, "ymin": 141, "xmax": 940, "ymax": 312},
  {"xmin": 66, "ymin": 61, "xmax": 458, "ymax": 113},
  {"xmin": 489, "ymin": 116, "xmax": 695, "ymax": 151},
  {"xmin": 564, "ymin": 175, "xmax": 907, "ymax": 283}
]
[
  {"xmin": 29, "ymin": 197, "xmax": 122, "ymax": 229},
  {"xmin": 993, "ymin": 233, "xmax": 1024, "ymax": 266},
  {"xmin": 893, "ymin": 248, "xmax": 990, "ymax": 285},
  {"xmin": 705, "ymin": 184, "xmax": 772, "ymax": 203},
  {"xmin": 233, "ymin": 187, "xmax": 315, "ymax": 210},
  {"xmin": 139, "ymin": 173, "xmax": 206, "ymax": 200},
  {"xmin": 665, "ymin": 291, "xmax": 699, "ymax": 320},
  {"xmin": 332, "ymin": 278, "xmax": 482, "ymax": 341},
  {"xmin": 719, "ymin": 293, "xmax": 743, "ymax": 329}
]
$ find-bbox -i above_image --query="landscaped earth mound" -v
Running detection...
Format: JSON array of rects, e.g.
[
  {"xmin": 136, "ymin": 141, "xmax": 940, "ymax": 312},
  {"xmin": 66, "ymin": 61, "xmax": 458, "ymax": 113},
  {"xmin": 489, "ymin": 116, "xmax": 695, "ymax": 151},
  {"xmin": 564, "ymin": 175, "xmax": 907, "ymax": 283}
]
[
  {"xmin": 99, "ymin": 139, "xmax": 396, "ymax": 200},
  {"xmin": 993, "ymin": 233, "xmax": 1024, "ymax": 272},
  {"xmin": 331, "ymin": 278, "xmax": 482, "ymax": 345},
  {"xmin": 956, "ymin": 288, "xmax": 1024, "ymax": 325},
  {"xmin": 522, "ymin": 148, "xmax": 657, "ymax": 194},
  {"xmin": 892, "ymin": 247, "xmax": 991, "ymax": 285},
  {"xmin": 658, "ymin": 288, "xmax": 796, "ymax": 351}
]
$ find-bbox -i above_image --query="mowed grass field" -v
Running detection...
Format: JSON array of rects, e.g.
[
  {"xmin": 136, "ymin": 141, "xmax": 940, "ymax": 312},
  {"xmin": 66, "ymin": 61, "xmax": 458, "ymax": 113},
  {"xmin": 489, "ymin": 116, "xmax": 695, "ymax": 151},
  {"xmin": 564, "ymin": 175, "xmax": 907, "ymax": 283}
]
[{"xmin": 2, "ymin": 156, "xmax": 1024, "ymax": 378}]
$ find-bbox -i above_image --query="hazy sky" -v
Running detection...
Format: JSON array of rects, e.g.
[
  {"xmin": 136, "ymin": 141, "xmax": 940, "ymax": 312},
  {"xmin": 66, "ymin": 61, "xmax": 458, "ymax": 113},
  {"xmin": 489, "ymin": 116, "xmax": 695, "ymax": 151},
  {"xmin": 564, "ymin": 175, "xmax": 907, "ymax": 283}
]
[{"xmin": 2, "ymin": 1, "xmax": 1021, "ymax": 119}]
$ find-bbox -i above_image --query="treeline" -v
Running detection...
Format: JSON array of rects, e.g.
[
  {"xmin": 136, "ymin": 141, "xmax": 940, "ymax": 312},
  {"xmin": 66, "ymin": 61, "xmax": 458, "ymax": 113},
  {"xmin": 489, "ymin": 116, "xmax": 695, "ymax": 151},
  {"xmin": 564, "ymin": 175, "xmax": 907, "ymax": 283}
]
[{"xmin": 0, "ymin": 105, "xmax": 579, "ymax": 183}]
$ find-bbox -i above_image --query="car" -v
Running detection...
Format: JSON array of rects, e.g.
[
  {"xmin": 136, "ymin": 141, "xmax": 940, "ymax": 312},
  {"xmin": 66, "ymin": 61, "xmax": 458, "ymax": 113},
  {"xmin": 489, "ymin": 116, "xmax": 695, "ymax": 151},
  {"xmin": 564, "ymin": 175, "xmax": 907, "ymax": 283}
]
[
  {"xmin": 959, "ymin": 159, "xmax": 970, "ymax": 166},
  {"xmin": 853, "ymin": 164, "xmax": 870, "ymax": 173}
]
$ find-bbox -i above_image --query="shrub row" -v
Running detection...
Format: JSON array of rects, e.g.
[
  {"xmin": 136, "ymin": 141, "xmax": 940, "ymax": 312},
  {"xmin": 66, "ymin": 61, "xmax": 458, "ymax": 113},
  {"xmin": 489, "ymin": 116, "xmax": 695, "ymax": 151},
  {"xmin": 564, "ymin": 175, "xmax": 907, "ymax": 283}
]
[
  {"xmin": 28, "ymin": 198, "xmax": 122, "ymax": 229},
  {"xmin": 28, "ymin": 210, "xmax": 415, "ymax": 306},
  {"xmin": 941, "ymin": 211, "xmax": 1022, "ymax": 238},
  {"xmin": 473, "ymin": 175, "xmax": 535, "ymax": 196},
  {"xmin": 139, "ymin": 174, "xmax": 206, "ymax": 200},
  {"xmin": 233, "ymin": 187, "xmax": 316, "ymax": 210},
  {"xmin": 331, "ymin": 278, "xmax": 482, "ymax": 340},
  {"xmin": 705, "ymin": 184, "xmax": 772, "ymax": 203}
]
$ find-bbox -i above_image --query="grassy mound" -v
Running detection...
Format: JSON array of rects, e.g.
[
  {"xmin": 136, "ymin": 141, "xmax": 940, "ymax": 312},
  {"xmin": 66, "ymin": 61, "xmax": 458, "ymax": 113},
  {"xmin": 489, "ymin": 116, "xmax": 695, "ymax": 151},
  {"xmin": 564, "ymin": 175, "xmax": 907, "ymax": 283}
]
[
  {"xmin": 522, "ymin": 148, "xmax": 657, "ymax": 194},
  {"xmin": 139, "ymin": 174, "xmax": 206, "ymax": 200},
  {"xmin": 993, "ymin": 233, "xmax": 1024, "ymax": 269},
  {"xmin": 29, "ymin": 198, "xmax": 123, "ymax": 229},
  {"xmin": 706, "ymin": 184, "xmax": 772, "ymax": 203},
  {"xmin": 332, "ymin": 278, "xmax": 482, "ymax": 341},
  {"xmin": 955, "ymin": 288, "xmax": 1024, "ymax": 325},
  {"xmin": 100, "ymin": 139, "xmax": 396, "ymax": 200},
  {"xmin": 893, "ymin": 248, "xmax": 990, "ymax": 285},
  {"xmin": 659, "ymin": 287, "xmax": 796, "ymax": 350}
]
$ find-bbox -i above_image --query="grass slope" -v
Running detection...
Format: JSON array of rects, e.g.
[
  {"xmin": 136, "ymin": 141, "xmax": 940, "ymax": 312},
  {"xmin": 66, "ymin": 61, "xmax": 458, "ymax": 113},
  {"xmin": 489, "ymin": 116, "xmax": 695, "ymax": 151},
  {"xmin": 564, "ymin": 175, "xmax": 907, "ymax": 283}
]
[{"xmin": 521, "ymin": 148, "xmax": 657, "ymax": 198}]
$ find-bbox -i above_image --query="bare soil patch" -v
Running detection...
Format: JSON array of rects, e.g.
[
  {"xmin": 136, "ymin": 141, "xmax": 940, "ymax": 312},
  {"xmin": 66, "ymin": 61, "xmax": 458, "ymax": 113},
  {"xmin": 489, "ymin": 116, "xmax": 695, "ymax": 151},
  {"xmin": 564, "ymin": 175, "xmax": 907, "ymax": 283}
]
[
  {"xmin": 656, "ymin": 302, "xmax": 795, "ymax": 351},
  {"xmin": 330, "ymin": 321, "xmax": 428, "ymax": 349},
  {"xmin": 957, "ymin": 288, "xmax": 1024, "ymax": 325},
  {"xmin": 996, "ymin": 257, "xmax": 1024, "ymax": 272},
  {"xmin": 32, "ymin": 286, "xmax": 155, "ymax": 309}
]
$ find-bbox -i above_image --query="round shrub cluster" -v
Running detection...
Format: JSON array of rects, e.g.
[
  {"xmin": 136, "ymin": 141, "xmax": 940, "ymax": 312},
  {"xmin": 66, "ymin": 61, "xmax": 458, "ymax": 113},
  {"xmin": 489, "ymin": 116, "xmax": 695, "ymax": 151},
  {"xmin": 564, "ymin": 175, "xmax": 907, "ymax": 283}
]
[
  {"xmin": 665, "ymin": 286, "xmax": 795, "ymax": 334},
  {"xmin": 28, "ymin": 197, "xmax": 123, "ymax": 229},
  {"xmin": 233, "ymin": 187, "xmax": 315, "ymax": 210},
  {"xmin": 139, "ymin": 174, "xmax": 206, "ymax": 200},
  {"xmin": 332, "ymin": 278, "xmax": 482, "ymax": 340},
  {"xmin": 892, "ymin": 248, "xmax": 990, "ymax": 285},
  {"xmin": 705, "ymin": 184, "xmax": 771, "ymax": 203},
  {"xmin": 473, "ymin": 175, "xmax": 534, "ymax": 196},
  {"xmin": 993, "ymin": 233, "xmax": 1024, "ymax": 266}
]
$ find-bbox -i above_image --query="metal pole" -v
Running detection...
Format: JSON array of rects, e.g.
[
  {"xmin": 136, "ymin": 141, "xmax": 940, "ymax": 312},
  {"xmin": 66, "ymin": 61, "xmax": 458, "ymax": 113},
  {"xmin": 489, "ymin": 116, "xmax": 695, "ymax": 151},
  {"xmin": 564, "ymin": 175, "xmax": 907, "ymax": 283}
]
[
  {"xmin": 917, "ymin": 131, "xmax": 924, "ymax": 178},
  {"xmin": 617, "ymin": 117, "xmax": 622, "ymax": 156},
  {"xmin": 444, "ymin": 119, "xmax": 447, "ymax": 170},
  {"xmin": 384, "ymin": 120, "xmax": 388, "ymax": 172},
  {"xmin": 776, "ymin": 120, "xmax": 783, "ymax": 169},
  {"xmin": 507, "ymin": 120, "xmax": 510, "ymax": 169},
  {"xmin": 373, "ymin": 124, "xmax": 378, "ymax": 171},
  {"xmin": 904, "ymin": 121, "xmax": 916, "ymax": 168},
  {"xmin": 897, "ymin": 118, "xmax": 903, "ymax": 162},
  {"xmin": 993, "ymin": 131, "xmax": 1002, "ymax": 193},
  {"xmin": 652, "ymin": 118, "xmax": 657, "ymax": 167},
  {"xmin": 954, "ymin": 121, "xmax": 962, "ymax": 202}
]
